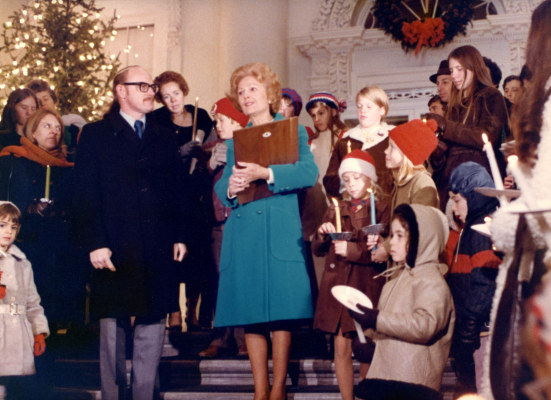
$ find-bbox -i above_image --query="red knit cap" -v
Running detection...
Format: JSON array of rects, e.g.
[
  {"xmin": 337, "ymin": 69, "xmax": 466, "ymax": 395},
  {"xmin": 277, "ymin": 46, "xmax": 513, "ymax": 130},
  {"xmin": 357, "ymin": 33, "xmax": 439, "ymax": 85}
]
[
  {"xmin": 338, "ymin": 149, "xmax": 377, "ymax": 182},
  {"xmin": 389, "ymin": 119, "xmax": 438, "ymax": 166},
  {"xmin": 211, "ymin": 97, "xmax": 249, "ymax": 128}
]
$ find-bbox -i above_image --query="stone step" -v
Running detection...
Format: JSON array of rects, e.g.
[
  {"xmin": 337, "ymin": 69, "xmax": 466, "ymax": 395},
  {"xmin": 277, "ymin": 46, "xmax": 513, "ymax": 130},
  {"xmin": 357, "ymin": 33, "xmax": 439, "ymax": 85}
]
[
  {"xmin": 55, "ymin": 357, "xmax": 460, "ymax": 399},
  {"xmin": 51, "ymin": 327, "xmax": 461, "ymax": 399}
]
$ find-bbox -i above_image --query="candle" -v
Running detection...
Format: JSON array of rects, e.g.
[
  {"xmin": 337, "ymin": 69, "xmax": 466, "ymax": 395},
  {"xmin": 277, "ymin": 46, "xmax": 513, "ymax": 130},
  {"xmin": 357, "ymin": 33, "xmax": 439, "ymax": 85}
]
[
  {"xmin": 191, "ymin": 97, "xmax": 199, "ymax": 142},
  {"xmin": 482, "ymin": 133, "xmax": 504, "ymax": 191},
  {"xmin": 44, "ymin": 165, "xmax": 51, "ymax": 200},
  {"xmin": 347, "ymin": 140, "xmax": 351, "ymax": 154},
  {"xmin": 331, "ymin": 197, "xmax": 342, "ymax": 232},
  {"xmin": 508, "ymin": 155, "xmax": 551, "ymax": 250},
  {"xmin": 369, "ymin": 188, "xmax": 376, "ymax": 225}
]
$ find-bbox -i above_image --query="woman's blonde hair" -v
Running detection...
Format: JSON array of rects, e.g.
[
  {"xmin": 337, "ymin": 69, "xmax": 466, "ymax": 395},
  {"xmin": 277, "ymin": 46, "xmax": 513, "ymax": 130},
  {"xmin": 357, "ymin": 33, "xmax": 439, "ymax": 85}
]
[
  {"xmin": 23, "ymin": 109, "xmax": 66, "ymax": 154},
  {"xmin": 356, "ymin": 86, "xmax": 389, "ymax": 120},
  {"xmin": 229, "ymin": 62, "xmax": 282, "ymax": 115}
]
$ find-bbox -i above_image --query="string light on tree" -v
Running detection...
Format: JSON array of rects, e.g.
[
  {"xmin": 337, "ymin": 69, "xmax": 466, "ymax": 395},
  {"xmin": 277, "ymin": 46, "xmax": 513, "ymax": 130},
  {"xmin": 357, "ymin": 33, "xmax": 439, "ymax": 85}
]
[{"xmin": 0, "ymin": 0, "xmax": 121, "ymax": 120}]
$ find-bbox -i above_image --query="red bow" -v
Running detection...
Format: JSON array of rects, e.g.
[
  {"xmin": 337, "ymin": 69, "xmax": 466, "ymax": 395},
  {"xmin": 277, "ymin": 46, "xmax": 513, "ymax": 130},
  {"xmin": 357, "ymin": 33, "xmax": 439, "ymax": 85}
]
[{"xmin": 402, "ymin": 17, "xmax": 445, "ymax": 55}]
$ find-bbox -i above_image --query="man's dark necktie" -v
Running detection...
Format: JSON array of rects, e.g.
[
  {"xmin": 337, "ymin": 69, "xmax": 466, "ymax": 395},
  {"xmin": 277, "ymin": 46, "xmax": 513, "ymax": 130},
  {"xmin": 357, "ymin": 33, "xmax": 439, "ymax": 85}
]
[{"xmin": 134, "ymin": 120, "xmax": 144, "ymax": 140}]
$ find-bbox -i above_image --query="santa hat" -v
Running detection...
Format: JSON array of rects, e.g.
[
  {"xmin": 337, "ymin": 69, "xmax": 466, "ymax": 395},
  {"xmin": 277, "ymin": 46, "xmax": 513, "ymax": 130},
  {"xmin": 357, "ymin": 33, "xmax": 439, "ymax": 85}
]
[
  {"xmin": 211, "ymin": 97, "xmax": 249, "ymax": 128},
  {"xmin": 281, "ymin": 88, "xmax": 303, "ymax": 116},
  {"xmin": 389, "ymin": 119, "xmax": 438, "ymax": 166},
  {"xmin": 305, "ymin": 92, "xmax": 347, "ymax": 113},
  {"xmin": 338, "ymin": 149, "xmax": 377, "ymax": 182}
]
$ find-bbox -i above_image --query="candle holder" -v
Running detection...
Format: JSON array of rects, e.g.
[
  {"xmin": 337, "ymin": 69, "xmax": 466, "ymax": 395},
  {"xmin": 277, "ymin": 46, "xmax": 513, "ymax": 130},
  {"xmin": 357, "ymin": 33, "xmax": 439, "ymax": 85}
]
[
  {"xmin": 328, "ymin": 232, "xmax": 354, "ymax": 241},
  {"xmin": 474, "ymin": 187, "xmax": 521, "ymax": 200},
  {"xmin": 361, "ymin": 223, "xmax": 385, "ymax": 236}
]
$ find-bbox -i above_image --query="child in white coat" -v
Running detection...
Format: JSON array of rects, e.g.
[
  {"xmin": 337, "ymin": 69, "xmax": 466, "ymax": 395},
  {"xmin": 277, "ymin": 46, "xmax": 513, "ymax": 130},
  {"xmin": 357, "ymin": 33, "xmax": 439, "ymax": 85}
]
[{"xmin": 0, "ymin": 201, "xmax": 49, "ymax": 400}]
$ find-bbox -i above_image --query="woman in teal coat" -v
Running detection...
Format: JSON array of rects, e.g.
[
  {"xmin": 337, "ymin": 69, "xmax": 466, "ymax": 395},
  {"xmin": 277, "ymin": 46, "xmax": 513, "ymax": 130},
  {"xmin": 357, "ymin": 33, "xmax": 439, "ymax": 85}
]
[{"xmin": 214, "ymin": 62, "xmax": 317, "ymax": 400}]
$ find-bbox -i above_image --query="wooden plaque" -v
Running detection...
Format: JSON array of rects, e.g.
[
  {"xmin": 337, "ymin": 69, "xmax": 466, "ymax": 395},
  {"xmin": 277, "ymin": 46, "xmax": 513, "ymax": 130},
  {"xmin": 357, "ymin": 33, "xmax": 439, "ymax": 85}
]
[{"xmin": 233, "ymin": 117, "xmax": 299, "ymax": 204}]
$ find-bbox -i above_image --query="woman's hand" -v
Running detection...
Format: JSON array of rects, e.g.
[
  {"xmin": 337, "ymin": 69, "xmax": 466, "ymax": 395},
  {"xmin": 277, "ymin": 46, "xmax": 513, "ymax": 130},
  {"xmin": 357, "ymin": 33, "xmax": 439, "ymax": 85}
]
[
  {"xmin": 234, "ymin": 162, "xmax": 270, "ymax": 182},
  {"xmin": 334, "ymin": 240, "xmax": 348, "ymax": 257},
  {"xmin": 228, "ymin": 173, "xmax": 249, "ymax": 197},
  {"xmin": 318, "ymin": 222, "xmax": 336, "ymax": 235}
]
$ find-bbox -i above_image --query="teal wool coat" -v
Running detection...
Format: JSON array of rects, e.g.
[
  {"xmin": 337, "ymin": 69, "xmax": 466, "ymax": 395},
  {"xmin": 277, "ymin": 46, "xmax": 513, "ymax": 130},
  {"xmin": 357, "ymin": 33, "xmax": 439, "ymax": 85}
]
[{"xmin": 213, "ymin": 114, "xmax": 318, "ymax": 327}]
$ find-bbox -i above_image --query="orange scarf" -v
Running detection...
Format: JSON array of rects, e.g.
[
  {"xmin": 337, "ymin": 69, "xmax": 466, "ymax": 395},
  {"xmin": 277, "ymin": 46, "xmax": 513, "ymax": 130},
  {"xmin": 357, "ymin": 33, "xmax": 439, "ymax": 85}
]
[{"xmin": 0, "ymin": 137, "xmax": 73, "ymax": 167}]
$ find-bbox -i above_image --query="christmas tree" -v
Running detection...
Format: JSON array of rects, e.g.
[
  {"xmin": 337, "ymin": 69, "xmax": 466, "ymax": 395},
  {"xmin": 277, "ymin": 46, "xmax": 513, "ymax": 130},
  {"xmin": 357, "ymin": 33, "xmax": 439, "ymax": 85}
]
[{"xmin": 0, "ymin": 0, "xmax": 121, "ymax": 121}]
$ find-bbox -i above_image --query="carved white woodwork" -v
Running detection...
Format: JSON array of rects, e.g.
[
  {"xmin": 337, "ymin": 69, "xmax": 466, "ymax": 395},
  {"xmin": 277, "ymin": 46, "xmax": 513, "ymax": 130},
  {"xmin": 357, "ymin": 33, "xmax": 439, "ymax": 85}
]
[{"xmin": 295, "ymin": 0, "xmax": 543, "ymax": 120}]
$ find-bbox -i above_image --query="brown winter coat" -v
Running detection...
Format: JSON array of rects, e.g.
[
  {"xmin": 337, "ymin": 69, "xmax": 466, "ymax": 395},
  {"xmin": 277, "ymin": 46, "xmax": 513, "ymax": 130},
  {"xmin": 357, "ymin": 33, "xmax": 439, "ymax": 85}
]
[
  {"xmin": 312, "ymin": 199, "xmax": 389, "ymax": 335},
  {"xmin": 430, "ymin": 86, "xmax": 508, "ymax": 210}
]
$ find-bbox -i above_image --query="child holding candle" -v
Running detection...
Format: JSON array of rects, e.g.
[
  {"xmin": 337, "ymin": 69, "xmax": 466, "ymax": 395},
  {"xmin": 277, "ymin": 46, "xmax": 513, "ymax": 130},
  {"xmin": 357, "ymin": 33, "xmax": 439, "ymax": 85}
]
[
  {"xmin": 446, "ymin": 161, "xmax": 502, "ymax": 394},
  {"xmin": 350, "ymin": 204, "xmax": 455, "ymax": 400},
  {"xmin": 312, "ymin": 150, "xmax": 390, "ymax": 400},
  {"xmin": 323, "ymin": 86, "xmax": 394, "ymax": 199},
  {"xmin": 0, "ymin": 201, "xmax": 49, "ymax": 399}
]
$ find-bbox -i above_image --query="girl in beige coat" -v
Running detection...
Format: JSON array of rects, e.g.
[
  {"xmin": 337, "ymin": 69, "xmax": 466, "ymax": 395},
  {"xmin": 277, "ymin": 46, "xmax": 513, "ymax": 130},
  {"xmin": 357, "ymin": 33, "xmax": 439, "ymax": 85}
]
[
  {"xmin": 351, "ymin": 204, "xmax": 455, "ymax": 400},
  {"xmin": 0, "ymin": 201, "xmax": 49, "ymax": 399}
]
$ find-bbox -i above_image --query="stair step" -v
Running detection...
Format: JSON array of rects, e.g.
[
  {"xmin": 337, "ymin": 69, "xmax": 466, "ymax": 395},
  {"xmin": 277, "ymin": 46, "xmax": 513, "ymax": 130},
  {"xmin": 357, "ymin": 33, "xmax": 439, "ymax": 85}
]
[{"xmin": 52, "ymin": 328, "xmax": 461, "ymax": 399}]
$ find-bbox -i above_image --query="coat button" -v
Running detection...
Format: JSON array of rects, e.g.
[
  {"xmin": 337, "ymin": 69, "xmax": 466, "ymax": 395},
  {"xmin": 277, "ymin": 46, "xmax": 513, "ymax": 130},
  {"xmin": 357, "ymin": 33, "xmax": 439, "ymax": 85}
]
[
  {"xmin": 141, "ymin": 187, "xmax": 148, "ymax": 192},
  {"xmin": 257, "ymin": 210, "xmax": 262, "ymax": 214},
  {"xmin": 329, "ymin": 263, "xmax": 335, "ymax": 269}
]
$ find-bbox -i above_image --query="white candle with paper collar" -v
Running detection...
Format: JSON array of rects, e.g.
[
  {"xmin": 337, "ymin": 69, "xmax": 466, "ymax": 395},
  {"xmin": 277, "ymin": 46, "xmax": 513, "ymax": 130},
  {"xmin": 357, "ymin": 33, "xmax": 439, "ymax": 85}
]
[{"xmin": 482, "ymin": 133, "xmax": 504, "ymax": 191}]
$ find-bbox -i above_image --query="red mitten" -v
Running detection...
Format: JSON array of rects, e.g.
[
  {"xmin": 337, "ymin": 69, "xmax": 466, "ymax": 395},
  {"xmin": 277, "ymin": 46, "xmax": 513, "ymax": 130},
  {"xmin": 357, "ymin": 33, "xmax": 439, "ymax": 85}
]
[
  {"xmin": 34, "ymin": 333, "xmax": 46, "ymax": 356},
  {"xmin": 0, "ymin": 271, "xmax": 5, "ymax": 299}
]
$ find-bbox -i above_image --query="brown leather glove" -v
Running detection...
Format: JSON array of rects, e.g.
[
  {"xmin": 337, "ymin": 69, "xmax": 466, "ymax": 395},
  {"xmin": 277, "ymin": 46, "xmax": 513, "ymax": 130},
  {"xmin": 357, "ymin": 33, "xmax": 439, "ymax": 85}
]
[{"xmin": 34, "ymin": 333, "xmax": 46, "ymax": 356}]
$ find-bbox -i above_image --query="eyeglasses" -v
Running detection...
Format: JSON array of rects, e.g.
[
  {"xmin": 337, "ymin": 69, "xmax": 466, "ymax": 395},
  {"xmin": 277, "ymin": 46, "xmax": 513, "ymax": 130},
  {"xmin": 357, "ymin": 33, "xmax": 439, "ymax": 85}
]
[
  {"xmin": 40, "ymin": 122, "xmax": 62, "ymax": 133},
  {"xmin": 123, "ymin": 82, "xmax": 159, "ymax": 93}
]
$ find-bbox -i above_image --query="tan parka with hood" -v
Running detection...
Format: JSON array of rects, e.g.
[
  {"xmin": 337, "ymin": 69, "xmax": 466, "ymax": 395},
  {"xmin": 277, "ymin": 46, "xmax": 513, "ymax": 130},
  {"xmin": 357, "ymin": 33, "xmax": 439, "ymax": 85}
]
[{"xmin": 366, "ymin": 204, "xmax": 455, "ymax": 391}]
